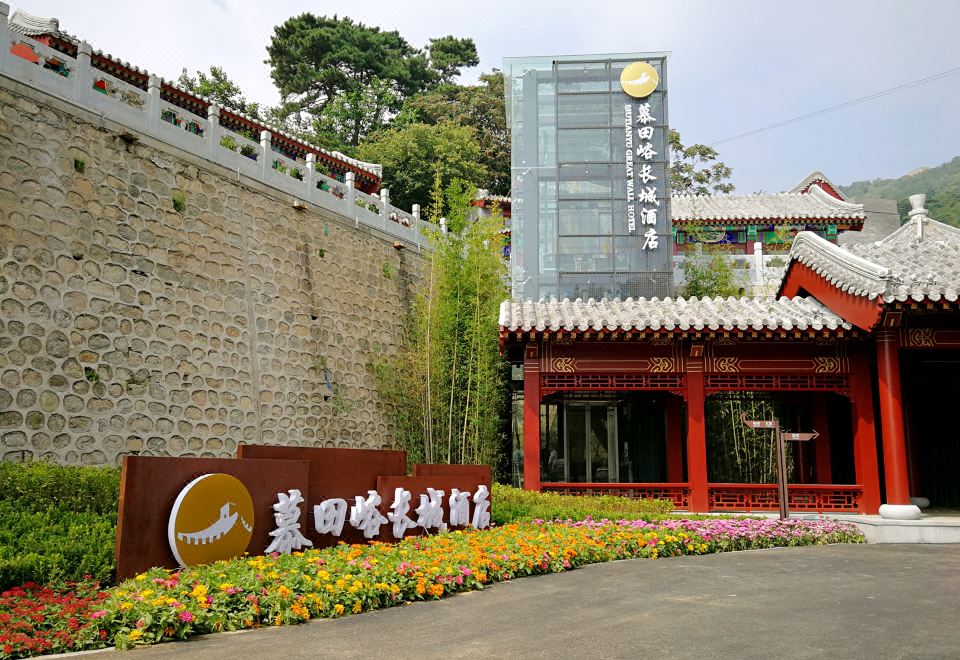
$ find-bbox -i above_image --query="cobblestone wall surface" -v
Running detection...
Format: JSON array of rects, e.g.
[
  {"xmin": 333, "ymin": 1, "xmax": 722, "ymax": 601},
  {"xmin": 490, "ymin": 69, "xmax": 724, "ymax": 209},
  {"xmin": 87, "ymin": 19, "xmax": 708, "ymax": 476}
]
[{"xmin": 0, "ymin": 79, "xmax": 424, "ymax": 464}]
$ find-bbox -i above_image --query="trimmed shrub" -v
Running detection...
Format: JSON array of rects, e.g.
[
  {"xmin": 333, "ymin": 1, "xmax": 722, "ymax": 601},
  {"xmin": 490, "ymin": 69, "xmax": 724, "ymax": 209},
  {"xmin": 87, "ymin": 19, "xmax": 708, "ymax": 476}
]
[
  {"xmin": 491, "ymin": 484, "xmax": 674, "ymax": 524},
  {"xmin": 0, "ymin": 463, "xmax": 120, "ymax": 588}
]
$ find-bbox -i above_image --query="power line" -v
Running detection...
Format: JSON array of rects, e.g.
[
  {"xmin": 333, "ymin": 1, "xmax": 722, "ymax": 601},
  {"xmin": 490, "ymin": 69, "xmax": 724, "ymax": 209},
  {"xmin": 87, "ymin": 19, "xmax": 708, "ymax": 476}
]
[{"xmin": 710, "ymin": 65, "xmax": 960, "ymax": 146}]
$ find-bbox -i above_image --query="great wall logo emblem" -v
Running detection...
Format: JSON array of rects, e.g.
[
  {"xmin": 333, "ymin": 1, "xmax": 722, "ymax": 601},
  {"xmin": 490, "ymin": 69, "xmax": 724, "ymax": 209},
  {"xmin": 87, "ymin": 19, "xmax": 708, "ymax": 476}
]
[
  {"xmin": 620, "ymin": 61, "xmax": 659, "ymax": 98},
  {"xmin": 168, "ymin": 473, "xmax": 255, "ymax": 568}
]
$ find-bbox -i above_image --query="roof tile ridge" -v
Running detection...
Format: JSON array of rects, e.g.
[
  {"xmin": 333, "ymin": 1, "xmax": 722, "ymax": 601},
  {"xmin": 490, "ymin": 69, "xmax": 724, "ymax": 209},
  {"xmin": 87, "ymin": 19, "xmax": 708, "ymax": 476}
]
[
  {"xmin": 805, "ymin": 184, "xmax": 864, "ymax": 211},
  {"xmin": 791, "ymin": 231, "xmax": 891, "ymax": 281}
]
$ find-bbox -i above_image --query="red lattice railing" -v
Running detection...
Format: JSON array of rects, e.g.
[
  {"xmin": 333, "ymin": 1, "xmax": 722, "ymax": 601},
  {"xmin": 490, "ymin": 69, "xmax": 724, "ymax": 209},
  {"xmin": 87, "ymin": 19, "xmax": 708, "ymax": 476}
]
[
  {"xmin": 705, "ymin": 373, "xmax": 848, "ymax": 392},
  {"xmin": 708, "ymin": 483, "xmax": 862, "ymax": 513},
  {"xmin": 541, "ymin": 373, "xmax": 684, "ymax": 393},
  {"xmin": 541, "ymin": 483, "xmax": 690, "ymax": 509}
]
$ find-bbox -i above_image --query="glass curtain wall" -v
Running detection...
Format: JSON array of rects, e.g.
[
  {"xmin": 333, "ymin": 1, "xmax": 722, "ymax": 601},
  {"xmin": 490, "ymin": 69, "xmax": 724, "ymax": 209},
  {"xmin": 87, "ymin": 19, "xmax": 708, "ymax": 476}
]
[{"xmin": 505, "ymin": 53, "xmax": 674, "ymax": 301}]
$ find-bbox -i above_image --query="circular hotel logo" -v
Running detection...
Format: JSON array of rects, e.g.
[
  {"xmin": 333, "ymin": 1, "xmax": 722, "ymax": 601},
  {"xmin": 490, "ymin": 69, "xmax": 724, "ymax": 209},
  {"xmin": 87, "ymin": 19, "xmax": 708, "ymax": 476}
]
[
  {"xmin": 168, "ymin": 473, "xmax": 254, "ymax": 567},
  {"xmin": 620, "ymin": 62, "xmax": 659, "ymax": 98}
]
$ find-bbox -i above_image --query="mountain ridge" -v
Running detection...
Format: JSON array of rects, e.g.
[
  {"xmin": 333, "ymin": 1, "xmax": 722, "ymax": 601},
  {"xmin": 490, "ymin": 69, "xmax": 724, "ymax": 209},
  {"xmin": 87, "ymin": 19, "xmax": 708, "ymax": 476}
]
[{"xmin": 839, "ymin": 156, "xmax": 960, "ymax": 228}]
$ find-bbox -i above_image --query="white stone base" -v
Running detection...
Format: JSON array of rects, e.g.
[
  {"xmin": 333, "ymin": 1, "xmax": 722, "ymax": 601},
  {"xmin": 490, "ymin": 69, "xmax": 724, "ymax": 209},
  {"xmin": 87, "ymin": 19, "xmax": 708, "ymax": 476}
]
[
  {"xmin": 910, "ymin": 497, "xmax": 931, "ymax": 509},
  {"xmin": 879, "ymin": 503, "xmax": 923, "ymax": 520}
]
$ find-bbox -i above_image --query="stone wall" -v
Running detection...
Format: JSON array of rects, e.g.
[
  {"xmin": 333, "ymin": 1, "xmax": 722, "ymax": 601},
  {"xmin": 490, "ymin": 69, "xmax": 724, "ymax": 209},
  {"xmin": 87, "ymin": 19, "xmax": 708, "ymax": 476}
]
[{"xmin": 0, "ymin": 75, "xmax": 425, "ymax": 464}]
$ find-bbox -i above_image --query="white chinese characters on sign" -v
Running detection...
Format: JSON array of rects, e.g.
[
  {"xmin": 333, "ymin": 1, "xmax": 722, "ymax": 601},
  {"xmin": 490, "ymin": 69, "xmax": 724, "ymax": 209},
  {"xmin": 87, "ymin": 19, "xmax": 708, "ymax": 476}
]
[
  {"xmin": 350, "ymin": 490, "xmax": 388, "ymax": 539},
  {"xmin": 313, "ymin": 498, "xmax": 347, "ymax": 536},
  {"xmin": 387, "ymin": 487, "xmax": 417, "ymax": 539},
  {"xmin": 265, "ymin": 489, "xmax": 313, "ymax": 555},
  {"xmin": 624, "ymin": 97, "xmax": 660, "ymax": 250},
  {"xmin": 472, "ymin": 485, "xmax": 491, "ymax": 529},
  {"xmin": 288, "ymin": 485, "xmax": 492, "ymax": 544},
  {"xmin": 415, "ymin": 488, "xmax": 448, "ymax": 532},
  {"xmin": 449, "ymin": 489, "xmax": 471, "ymax": 527}
]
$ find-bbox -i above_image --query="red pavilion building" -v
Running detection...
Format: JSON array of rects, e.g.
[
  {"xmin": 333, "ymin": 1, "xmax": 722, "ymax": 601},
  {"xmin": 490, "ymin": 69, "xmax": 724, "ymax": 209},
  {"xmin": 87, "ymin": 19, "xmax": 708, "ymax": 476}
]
[{"xmin": 500, "ymin": 195, "xmax": 960, "ymax": 519}]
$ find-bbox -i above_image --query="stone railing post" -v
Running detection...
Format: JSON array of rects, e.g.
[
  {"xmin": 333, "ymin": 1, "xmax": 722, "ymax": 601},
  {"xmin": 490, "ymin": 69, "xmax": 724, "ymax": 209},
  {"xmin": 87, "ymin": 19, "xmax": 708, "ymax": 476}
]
[
  {"xmin": 306, "ymin": 153, "xmax": 316, "ymax": 193},
  {"xmin": 0, "ymin": 3, "xmax": 9, "ymax": 72},
  {"xmin": 345, "ymin": 172, "xmax": 357, "ymax": 227},
  {"xmin": 260, "ymin": 130, "xmax": 271, "ymax": 178},
  {"xmin": 207, "ymin": 104, "xmax": 220, "ymax": 160},
  {"xmin": 147, "ymin": 74, "xmax": 161, "ymax": 133},
  {"xmin": 74, "ymin": 41, "xmax": 92, "ymax": 103},
  {"xmin": 412, "ymin": 204, "xmax": 421, "ymax": 250},
  {"xmin": 380, "ymin": 187, "xmax": 390, "ymax": 230}
]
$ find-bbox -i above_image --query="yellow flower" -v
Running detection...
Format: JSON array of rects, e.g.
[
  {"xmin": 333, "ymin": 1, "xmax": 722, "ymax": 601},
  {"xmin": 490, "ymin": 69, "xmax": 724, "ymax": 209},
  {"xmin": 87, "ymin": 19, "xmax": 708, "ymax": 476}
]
[
  {"xmin": 219, "ymin": 583, "xmax": 234, "ymax": 592},
  {"xmin": 129, "ymin": 630, "xmax": 143, "ymax": 641},
  {"xmin": 352, "ymin": 600, "xmax": 363, "ymax": 614},
  {"xmin": 334, "ymin": 603, "xmax": 345, "ymax": 616},
  {"xmin": 277, "ymin": 585, "xmax": 292, "ymax": 598},
  {"xmin": 190, "ymin": 584, "xmax": 208, "ymax": 599},
  {"xmin": 291, "ymin": 602, "xmax": 310, "ymax": 619},
  {"xmin": 135, "ymin": 574, "xmax": 147, "ymax": 582},
  {"xmin": 118, "ymin": 602, "xmax": 133, "ymax": 611},
  {"xmin": 140, "ymin": 589, "xmax": 154, "ymax": 598}
]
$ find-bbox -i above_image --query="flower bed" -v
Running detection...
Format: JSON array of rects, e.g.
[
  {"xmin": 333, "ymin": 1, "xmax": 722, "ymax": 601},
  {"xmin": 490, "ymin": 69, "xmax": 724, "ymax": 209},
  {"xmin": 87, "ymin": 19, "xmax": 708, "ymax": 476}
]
[
  {"xmin": 0, "ymin": 581, "xmax": 108, "ymax": 658},
  {"xmin": 0, "ymin": 518, "xmax": 864, "ymax": 658}
]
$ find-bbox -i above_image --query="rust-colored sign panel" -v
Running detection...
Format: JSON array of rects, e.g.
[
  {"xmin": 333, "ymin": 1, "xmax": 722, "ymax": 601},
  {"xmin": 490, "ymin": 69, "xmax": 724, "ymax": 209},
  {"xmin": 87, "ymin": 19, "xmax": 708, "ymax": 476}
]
[
  {"xmin": 413, "ymin": 463, "xmax": 493, "ymax": 485},
  {"xmin": 236, "ymin": 444, "xmax": 407, "ymax": 547},
  {"xmin": 115, "ymin": 456, "xmax": 309, "ymax": 580}
]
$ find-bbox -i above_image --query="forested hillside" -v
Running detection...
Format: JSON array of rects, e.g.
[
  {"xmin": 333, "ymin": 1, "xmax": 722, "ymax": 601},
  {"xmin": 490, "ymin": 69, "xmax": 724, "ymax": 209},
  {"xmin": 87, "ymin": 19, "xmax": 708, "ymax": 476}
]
[{"xmin": 840, "ymin": 156, "xmax": 960, "ymax": 227}]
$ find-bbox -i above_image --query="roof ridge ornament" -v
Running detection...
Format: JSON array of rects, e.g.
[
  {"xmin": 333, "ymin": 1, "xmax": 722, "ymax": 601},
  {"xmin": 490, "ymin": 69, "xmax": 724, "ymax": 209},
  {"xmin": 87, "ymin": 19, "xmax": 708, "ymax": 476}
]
[{"xmin": 908, "ymin": 194, "xmax": 928, "ymax": 242}]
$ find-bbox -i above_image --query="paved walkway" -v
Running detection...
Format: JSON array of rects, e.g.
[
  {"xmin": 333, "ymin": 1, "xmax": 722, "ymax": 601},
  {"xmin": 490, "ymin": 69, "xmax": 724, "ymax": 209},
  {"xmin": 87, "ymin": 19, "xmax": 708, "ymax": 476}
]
[{"xmin": 84, "ymin": 544, "xmax": 960, "ymax": 659}]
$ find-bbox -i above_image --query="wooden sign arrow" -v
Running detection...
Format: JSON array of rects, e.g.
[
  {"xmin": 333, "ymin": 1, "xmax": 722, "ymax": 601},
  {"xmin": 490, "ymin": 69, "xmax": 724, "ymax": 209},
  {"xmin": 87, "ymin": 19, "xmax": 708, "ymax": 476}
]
[
  {"xmin": 781, "ymin": 430, "xmax": 819, "ymax": 442},
  {"xmin": 740, "ymin": 412, "xmax": 778, "ymax": 430}
]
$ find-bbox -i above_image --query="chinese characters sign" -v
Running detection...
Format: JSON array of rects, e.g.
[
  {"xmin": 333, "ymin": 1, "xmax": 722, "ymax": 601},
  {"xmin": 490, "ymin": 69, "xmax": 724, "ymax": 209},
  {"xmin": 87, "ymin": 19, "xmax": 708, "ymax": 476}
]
[
  {"xmin": 621, "ymin": 60, "xmax": 664, "ymax": 252},
  {"xmin": 115, "ymin": 450, "xmax": 493, "ymax": 579}
]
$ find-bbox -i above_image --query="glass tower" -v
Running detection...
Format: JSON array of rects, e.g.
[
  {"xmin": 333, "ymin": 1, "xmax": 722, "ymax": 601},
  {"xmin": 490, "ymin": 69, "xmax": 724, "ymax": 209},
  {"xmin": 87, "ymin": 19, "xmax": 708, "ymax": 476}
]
[{"xmin": 504, "ymin": 53, "xmax": 673, "ymax": 301}]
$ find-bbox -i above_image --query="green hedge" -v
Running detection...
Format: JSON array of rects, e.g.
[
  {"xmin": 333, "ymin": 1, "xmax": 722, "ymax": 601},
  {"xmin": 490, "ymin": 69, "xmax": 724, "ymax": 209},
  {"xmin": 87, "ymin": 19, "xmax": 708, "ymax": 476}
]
[
  {"xmin": 0, "ymin": 462, "xmax": 120, "ymax": 589},
  {"xmin": 491, "ymin": 484, "xmax": 674, "ymax": 524}
]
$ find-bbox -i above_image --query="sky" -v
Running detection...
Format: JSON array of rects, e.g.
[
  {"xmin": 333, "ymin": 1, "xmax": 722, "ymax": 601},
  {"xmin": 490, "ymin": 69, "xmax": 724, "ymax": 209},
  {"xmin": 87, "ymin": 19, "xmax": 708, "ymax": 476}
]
[{"xmin": 15, "ymin": 0, "xmax": 960, "ymax": 193}]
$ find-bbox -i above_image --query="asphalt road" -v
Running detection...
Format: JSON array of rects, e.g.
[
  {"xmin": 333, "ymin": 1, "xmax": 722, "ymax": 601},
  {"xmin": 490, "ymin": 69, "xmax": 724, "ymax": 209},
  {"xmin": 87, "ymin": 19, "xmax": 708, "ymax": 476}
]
[{"xmin": 81, "ymin": 544, "xmax": 960, "ymax": 659}]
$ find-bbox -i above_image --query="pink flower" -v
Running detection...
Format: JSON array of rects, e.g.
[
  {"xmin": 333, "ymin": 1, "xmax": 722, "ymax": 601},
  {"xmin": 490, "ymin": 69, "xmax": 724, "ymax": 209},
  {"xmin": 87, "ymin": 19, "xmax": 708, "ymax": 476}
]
[
  {"xmin": 179, "ymin": 611, "xmax": 194, "ymax": 623},
  {"xmin": 90, "ymin": 610, "xmax": 108, "ymax": 619}
]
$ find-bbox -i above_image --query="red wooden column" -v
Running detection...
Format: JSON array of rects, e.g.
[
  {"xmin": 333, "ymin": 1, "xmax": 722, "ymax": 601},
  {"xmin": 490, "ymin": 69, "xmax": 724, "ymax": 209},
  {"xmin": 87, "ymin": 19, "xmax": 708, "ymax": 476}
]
[
  {"xmin": 811, "ymin": 395, "xmax": 832, "ymax": 484},
  {"xmin": 849, "ymin": 345, "xmax": 880, "ymax": 514},
  {"xmin": 685, "ymin": 353, "xmax": 709, "ymax": 512},
  {"xmin": 522, "ymin": 344, "xmax": 541, "ymax": 491},
  {"xmin": 876, "ymin": 329, "xmax": 911, "ymax": 505},
  {"xmin": 665, "ymin": 396, "xmax": 684, "ymax": 482}
]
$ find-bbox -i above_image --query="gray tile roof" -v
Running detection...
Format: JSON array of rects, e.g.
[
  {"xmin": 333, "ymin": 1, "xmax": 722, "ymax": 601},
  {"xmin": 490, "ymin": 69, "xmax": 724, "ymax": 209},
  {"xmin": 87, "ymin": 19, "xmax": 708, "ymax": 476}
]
[
  {"xmin": 673, "ymin": 185, "xmax": 864, "ymax": 223},
  {"xmin": 8, "ymin": 10, "xmax": 62, "ymax": 37},
  {"xmin": 499, "ymin": 296, "xmax": 852, "ymax": 333},
  {"xmin": 785, "ymin": 195, "xmax": 960, "ymax": 303}
]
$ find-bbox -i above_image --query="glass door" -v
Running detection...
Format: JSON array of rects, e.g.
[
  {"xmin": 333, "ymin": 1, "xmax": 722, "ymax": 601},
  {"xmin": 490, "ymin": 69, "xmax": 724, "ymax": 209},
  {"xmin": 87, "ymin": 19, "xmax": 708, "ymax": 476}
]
[{"xmin": 564, "ymin": 402, "xmax": 618, "ymax": 482}]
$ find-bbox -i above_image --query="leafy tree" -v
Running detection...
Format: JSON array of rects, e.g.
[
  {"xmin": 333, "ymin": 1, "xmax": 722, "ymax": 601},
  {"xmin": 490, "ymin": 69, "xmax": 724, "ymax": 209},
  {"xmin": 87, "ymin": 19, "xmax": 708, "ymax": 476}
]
[
  {"xmin": 312, "ymin": 77, "xmax": 399, "ymax": 152},
  {"xmin": 426, "ymin": 36, "xmax": 480, "ymax": 84},
  {"xmin": 266, "ymin": 14, "xmax": 477, "ymax": 147},
  {"xmin": 399, "ymin": 71, "xmax": 509, "ymax": 196},
  {"xmin": 177, "ymin": 66, "xmax": 262, "ymax": 119},
  {"xmin": 356, "ymin": 121, "xmax": 487, "ymax": 211},
  {"xmin": 374, "ymin": 180, "xmax": 508, "ymax": 470},
  {"xmin": 680, "ymin": 243, "xmax": 741, "ymax": 298},
  {"xmin": 670, "ymin": 129, "xmax": 735, "ymax": 195}
]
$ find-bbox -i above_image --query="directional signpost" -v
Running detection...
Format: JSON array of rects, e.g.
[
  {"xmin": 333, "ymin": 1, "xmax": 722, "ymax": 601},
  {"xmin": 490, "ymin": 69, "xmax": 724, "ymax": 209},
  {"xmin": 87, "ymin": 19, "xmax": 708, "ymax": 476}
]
[{"xmin": 740, "ymin": 413, "xmax": 819, "ymax": 520}]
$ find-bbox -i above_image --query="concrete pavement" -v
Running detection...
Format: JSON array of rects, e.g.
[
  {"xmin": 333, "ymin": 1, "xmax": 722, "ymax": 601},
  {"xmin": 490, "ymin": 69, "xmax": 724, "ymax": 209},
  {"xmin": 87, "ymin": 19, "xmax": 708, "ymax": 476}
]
[{"xmin": 84, "ymin": 544, "xmax": 960, "ymax": 659}]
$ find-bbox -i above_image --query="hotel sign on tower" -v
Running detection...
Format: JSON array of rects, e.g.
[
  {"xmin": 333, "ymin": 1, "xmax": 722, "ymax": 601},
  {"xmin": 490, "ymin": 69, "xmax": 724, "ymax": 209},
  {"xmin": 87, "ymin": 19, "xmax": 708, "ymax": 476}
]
[{"xmin": 505, "ymin": 53, "xmax": 672, "ymax": 301}]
